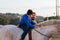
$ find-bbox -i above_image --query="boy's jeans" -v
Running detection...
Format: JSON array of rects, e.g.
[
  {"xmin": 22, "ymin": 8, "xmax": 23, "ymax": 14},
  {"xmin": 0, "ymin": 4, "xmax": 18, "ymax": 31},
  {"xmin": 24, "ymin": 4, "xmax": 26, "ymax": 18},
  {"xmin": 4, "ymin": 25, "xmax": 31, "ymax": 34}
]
[{"xmin": 20, "ymin": 27, "xmax": 30, "ymax": 40}]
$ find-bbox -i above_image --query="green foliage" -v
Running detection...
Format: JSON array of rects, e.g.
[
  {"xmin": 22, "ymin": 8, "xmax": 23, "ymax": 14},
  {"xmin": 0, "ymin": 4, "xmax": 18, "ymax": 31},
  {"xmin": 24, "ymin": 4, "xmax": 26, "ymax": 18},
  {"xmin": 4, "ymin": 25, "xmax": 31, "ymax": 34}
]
[
  {"xmin": 0, "ymin": 13, "xmax": 20, "ymax": 25},
  {"xmin": 9, "ymin": 18, "xmax": 19, "ymax": 25},
  {"xmin": 36, "ymin": 19, "xmax": 43, "ymax": 23},
  {"xmin": 0, "ymin": 16, "xmax": 8, "ymax": 25},
  {"xmin": 1, "ymin": 13, "xmax": 60, "ymax": 25}
]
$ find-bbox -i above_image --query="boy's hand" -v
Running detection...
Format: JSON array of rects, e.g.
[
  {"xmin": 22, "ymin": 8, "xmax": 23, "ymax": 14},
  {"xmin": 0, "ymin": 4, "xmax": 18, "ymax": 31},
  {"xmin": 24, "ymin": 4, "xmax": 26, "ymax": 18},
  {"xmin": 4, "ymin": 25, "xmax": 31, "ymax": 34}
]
[{"xmin": 34, "ymin": 25, "xmax": 39, "ymax": 28}]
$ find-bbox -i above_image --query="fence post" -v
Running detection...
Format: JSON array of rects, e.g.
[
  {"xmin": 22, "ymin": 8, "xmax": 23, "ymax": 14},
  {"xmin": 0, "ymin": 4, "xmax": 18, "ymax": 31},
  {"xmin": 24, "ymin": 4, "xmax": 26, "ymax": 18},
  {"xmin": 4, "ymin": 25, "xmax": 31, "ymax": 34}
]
[{"xmin": 28, "ymin": 29, "xmax": 32, "ymax": 40}]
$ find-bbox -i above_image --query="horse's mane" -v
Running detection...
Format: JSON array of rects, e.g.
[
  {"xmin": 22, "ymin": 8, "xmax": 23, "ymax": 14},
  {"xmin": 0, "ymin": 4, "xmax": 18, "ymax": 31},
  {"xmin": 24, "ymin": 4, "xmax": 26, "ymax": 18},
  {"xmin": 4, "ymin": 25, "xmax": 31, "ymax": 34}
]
[{"xmin": 37, "ymin": 20, "xmax": 60, "ymax": 26}]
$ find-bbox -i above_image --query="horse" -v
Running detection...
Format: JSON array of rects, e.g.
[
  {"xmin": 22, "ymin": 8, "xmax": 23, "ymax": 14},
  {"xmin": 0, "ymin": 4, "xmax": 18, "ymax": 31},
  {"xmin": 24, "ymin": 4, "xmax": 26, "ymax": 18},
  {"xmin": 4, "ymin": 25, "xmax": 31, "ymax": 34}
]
[{"xmin": 0, "ymin": 20, "xmax": 59, "ymax": 40}]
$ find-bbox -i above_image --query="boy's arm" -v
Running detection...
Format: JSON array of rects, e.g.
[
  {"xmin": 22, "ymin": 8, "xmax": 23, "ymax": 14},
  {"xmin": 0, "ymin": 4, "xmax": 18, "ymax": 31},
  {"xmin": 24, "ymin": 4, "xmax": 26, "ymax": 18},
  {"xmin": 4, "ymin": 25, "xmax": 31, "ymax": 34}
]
[
  {"xmin": 31, "ymin": 21, "xmax": 36, "ymax": 25},
  {"xmin": 23, "ymin": 18, "xmax": 35, "ymax": 28}
]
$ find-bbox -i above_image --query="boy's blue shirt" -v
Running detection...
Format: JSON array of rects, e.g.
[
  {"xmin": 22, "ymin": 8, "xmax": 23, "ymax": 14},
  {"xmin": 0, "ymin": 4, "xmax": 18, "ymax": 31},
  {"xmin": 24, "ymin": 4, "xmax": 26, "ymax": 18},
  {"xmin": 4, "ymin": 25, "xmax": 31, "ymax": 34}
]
[{"xmin": 19, "ymin": 14, "xmax": 36, "ymax": 30}]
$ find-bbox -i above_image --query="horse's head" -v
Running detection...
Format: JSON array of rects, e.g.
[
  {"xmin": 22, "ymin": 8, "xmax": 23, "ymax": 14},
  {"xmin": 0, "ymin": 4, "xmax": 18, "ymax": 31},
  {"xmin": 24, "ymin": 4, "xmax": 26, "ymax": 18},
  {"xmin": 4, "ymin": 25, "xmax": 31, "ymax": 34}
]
[{"xmin": 36, "ymin": 20, "xmax": 60, "ymax": 37}]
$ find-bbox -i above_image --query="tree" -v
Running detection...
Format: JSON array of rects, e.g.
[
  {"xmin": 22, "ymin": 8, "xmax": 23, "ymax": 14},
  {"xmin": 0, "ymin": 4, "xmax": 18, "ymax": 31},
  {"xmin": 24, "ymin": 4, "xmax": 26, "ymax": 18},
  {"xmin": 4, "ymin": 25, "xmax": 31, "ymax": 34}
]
[
  {"xmin": 0, "ymin": 16, "xmax": 9, "ymax": 25},
  {"xmin": 9, "ymin": 18, "xmax": 19, "ymax": 25}
]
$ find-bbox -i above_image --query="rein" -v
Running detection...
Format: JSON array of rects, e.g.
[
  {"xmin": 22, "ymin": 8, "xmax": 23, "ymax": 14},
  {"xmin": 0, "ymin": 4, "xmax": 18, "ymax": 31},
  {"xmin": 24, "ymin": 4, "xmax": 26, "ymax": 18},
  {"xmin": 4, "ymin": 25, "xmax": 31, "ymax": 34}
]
[{"xmin": 34, "ymin": 29, "xmax": 50, "ymax": 38}]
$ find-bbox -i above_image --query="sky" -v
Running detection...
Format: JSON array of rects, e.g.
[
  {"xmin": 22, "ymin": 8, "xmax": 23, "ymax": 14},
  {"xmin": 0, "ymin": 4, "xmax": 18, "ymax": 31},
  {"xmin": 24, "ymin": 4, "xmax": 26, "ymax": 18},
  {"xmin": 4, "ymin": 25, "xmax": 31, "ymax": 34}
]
[{"xmin": 0, "ymin": 0, "xmax": 60, "ymax": 17}]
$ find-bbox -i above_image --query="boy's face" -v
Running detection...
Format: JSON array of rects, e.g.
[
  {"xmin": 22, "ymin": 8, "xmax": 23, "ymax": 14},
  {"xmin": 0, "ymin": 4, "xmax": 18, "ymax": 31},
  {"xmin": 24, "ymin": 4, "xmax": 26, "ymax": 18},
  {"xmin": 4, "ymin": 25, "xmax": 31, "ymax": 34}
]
[{"xmin": 28, "ymin": 14, "xmax": 32, "ymax": 18}]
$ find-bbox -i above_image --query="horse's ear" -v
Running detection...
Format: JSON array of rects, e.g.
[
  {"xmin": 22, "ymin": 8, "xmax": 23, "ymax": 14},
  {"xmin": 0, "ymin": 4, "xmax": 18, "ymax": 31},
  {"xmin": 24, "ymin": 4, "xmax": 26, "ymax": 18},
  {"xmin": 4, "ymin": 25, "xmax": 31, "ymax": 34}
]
[{"xmin": 0, "ymin": 25, "xmax": 3, "ymax": 28}]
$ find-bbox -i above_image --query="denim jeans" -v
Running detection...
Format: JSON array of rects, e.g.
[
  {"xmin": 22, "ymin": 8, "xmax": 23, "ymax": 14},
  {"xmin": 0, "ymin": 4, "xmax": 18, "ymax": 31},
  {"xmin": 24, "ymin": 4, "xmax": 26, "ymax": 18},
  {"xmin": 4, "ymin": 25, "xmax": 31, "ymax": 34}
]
[{"xmin": 20, "ymin": 27, "xmax": 30, "ymax": 40}]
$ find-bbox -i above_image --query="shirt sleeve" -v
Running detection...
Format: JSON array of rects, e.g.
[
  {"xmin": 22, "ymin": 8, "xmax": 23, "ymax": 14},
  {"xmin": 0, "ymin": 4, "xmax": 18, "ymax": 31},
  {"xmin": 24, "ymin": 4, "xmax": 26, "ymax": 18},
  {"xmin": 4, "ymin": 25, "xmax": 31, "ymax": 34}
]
[
  {"xmin": 23, "ymin": 17, "xmax": 35, "ymax": 28},
  {"xmin": 31, "ymin": 21, "xmax": 36, "ymax": 25}
]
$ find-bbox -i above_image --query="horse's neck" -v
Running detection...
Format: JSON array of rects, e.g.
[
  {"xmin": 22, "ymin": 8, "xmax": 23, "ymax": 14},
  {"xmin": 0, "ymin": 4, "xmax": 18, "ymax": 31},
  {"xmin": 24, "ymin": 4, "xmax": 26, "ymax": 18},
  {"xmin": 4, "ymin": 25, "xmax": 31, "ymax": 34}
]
[
  {"xmin": 42, "ymin": 26, "xmax": 56, "ymax": 35},
  {"xmin": 32, "ymin": 27, "xmax": 49, "ymax": 40},
  {"xmin": 32, "ymin": 26, "xmax": 56, "ymax": 40}
]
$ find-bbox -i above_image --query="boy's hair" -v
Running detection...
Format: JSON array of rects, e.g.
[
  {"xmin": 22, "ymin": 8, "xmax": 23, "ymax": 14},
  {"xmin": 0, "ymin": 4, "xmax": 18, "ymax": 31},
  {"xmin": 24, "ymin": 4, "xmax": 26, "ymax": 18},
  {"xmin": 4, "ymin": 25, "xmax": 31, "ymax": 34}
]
[{"xmin": 27, "ymin": 9, "xmax": 33, "ymax": 15}]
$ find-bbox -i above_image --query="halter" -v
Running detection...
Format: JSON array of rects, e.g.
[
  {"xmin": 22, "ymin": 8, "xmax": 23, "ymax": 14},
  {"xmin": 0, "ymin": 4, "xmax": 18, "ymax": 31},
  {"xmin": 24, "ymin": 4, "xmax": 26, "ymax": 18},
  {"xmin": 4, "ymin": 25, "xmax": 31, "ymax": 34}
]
[{"xmin": 34, "ymin": 29, "xmax": 51, "ymax": 38}]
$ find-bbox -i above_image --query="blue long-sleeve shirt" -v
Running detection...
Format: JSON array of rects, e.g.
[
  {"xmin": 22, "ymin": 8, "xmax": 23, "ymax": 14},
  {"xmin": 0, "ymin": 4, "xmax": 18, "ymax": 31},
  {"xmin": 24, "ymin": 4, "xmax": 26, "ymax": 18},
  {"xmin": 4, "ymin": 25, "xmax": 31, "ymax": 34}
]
[{"xmin": 19, "ymin": 14, "xmax": 36, "ymax": 30}]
